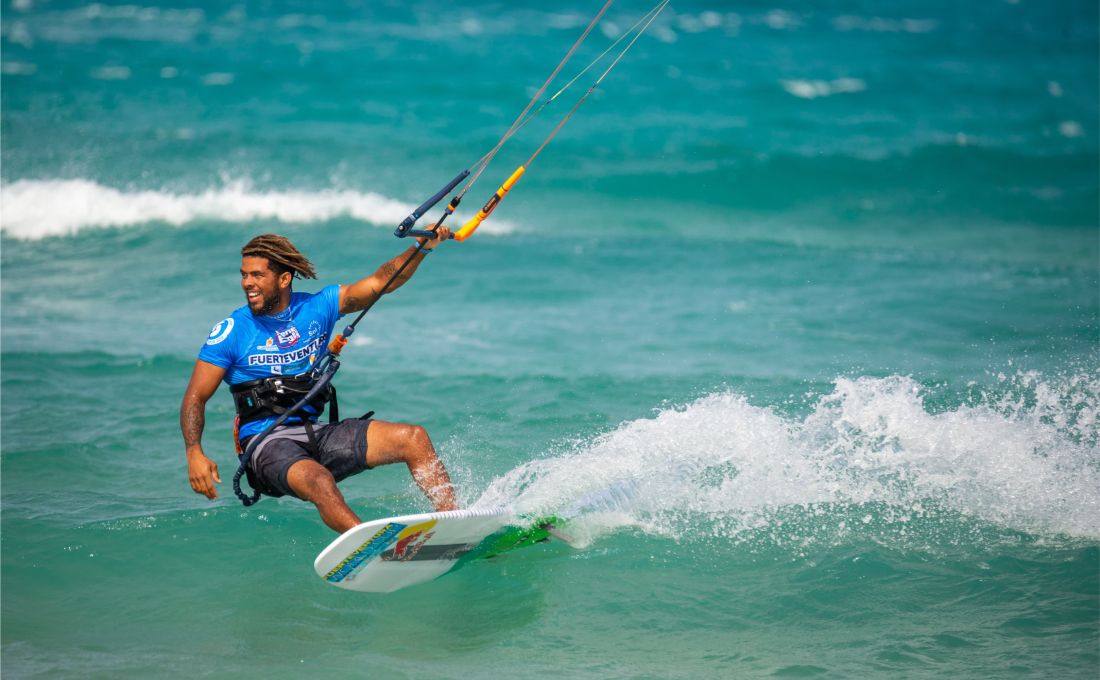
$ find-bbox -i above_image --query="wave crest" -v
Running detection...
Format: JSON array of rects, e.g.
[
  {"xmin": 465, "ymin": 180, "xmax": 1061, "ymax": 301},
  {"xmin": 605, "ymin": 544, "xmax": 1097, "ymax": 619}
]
[{"xmin": 0, "ymin": 178, "xmax": 514, "ymax": 239}]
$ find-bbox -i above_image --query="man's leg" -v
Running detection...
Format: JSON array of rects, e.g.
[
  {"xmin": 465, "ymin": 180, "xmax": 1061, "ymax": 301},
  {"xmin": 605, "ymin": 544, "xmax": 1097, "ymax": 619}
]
[
  {"xmin": 365, "ymin": 421, "xmax": 458, "ymax": 512},
  {"xmin": 286, "ymin": 459, "xmax": 361, "ymax": 533}
]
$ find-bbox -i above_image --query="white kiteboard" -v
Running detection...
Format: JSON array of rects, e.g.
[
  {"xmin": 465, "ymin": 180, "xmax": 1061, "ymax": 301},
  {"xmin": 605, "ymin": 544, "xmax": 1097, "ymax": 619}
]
[{"xmin": 314, "ymin": 507, "xmax": 567, "ymax": 593}]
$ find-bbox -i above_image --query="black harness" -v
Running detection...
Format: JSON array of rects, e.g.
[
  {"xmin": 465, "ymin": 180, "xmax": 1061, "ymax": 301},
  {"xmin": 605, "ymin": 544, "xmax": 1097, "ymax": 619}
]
[
  {"xmin": 231, "ymin": 373, "xmax": 339, "ymax": 426},
  {"xmin": 230, "ymin": 372, "xmax": 339, "ymax": 458}
]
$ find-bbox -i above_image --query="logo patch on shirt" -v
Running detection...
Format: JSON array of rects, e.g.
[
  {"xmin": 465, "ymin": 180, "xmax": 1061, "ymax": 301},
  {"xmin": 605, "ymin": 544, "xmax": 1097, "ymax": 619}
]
[
  {"xmin": 255, "ymin": 337, "xmax": 279, "ymax": 352},
  {"xmin": 275, "ymin": 326, "xmax": 300, "ymax": 348},
  {"xmin": 205, "ymin": 318, "xmax": 234, "ymax": 346},
  {"xmin": 247, "ymin": 337, "xmax": 325, "ymax": 366}
]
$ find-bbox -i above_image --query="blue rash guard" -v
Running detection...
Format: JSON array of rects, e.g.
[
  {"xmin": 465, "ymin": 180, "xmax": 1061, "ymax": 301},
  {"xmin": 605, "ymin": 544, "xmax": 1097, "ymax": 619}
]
[{"xmin": 198, "ymin": 285, "xmax": 343, "ymax": 439}]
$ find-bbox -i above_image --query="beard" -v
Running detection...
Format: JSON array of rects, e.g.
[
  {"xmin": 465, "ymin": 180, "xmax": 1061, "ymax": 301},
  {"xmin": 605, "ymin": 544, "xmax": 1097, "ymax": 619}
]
[{"xmin": 249, "ymin": 289, "xmax": 282, "ymax": 315}]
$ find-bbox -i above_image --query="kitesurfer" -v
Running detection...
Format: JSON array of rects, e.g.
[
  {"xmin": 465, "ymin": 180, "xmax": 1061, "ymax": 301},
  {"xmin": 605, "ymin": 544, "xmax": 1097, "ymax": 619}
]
[{"xmin": 181, "ymin": 232, "xmax": 458, "ymax": 533}]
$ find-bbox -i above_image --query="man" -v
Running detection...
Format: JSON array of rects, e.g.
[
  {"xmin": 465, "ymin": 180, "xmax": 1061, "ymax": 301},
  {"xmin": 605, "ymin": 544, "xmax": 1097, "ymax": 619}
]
[{"xmin": 181, "ymin": 230, "xmax": 458, "ymax": 534}]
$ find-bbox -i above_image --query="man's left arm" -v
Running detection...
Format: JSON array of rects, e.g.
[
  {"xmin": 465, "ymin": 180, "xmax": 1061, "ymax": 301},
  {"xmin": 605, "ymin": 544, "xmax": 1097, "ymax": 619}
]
[{"xmin": 339, "ymin": 227, "xmax": 451, "ymax": 315}]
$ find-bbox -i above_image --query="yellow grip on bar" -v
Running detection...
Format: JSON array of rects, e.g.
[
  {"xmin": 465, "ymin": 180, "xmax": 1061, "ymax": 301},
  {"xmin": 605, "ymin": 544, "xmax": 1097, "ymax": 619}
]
[{"xmin": 454, "ymin": 165, "xmax": 526, "ymax": 242}]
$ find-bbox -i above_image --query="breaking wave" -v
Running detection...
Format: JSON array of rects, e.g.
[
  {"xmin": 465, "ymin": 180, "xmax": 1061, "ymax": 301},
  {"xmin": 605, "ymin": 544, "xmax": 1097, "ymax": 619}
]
[
  {"xmin": 476, "ymin": 372, "xmax": 1100, "ymax": 549},
  {"xmin": 0, "ymin": 178, "xmax": 515, "ymax": 239}
]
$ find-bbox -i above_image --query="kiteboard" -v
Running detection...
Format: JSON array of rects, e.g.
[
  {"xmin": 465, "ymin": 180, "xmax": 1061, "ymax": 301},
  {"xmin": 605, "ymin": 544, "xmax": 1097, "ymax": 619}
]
[{"xmin": 314, "ymin": 507, "xmax": 570, "ymax": 593}]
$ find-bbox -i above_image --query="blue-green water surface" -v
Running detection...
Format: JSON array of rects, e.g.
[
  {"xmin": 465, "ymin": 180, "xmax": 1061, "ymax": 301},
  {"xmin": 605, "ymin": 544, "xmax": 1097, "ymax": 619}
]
[{"xmin": 2, "ymin": 1, "xmax": 1098, "ymax": 678}]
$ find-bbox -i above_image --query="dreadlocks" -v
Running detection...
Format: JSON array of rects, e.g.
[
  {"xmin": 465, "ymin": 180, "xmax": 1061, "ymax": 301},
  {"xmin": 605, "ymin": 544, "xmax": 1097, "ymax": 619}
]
[{"xmin": 241, "ymin": 234, "xmax": 317, "ymax": 280}]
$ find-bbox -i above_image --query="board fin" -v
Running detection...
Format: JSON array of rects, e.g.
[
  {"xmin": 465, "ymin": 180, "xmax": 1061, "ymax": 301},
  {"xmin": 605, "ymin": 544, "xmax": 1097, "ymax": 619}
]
[
  {"xmin": 482, "ymin": 516, "xmax": 571, "ymax": 558},
  {"xmin": 543, "ymin": 522, "xmax": 578, "ymax": 547}
]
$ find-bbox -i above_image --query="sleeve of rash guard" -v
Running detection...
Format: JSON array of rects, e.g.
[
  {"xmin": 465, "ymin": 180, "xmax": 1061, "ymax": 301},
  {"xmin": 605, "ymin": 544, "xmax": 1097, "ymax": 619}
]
[
  {"xmin": 323, "ymin": 284, "xmax": 344, "ymax": 323},
  {"xmin": 197, "ymin": 316, "xmax": 238, "ymax": 368}
]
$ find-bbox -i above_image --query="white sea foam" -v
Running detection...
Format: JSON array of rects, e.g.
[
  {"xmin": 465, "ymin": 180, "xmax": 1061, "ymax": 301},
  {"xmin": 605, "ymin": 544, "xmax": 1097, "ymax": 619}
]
[
  {"xmin": 761, "ymin": 9, "xmax": 801, "ymax": 30},
  {"xmin": 79, "ymin": 4, "xmax": 205, "ymax": 23},
  {"xmin": 673, "ymin": 13, "xmax": 708, "ymax": 33},
  {"xmin": 833, "ymin": 16, "xmax": 938, "ymax": 33},
  {"xmin": 1, "ymin": 61, "xmax": 37, "ymax": 75},
  {"xmin": 781, "ymin": 78, "xmax": 867, "ymax": 99},
  {"xmin": 0, "ymin": 179, "xmax": 515, "ymax": 240},
  {"xmin": 6, "ymin": 20, "xmax": 34, "ymax": 47},
  {"xmin": 201, "ymin": 72, "xmax": 234, "ymax": 86},
  {"xmin": 90, "ymin": 65, "xmax": 131, "ymax": 80},
  {"xmin": 475, "ymin": 373, "xmax": 1100, "ymax": 546},
  {"xmin": 22, "ymin": 4, "xmax": 205, "ymax": 45},
  {"xmin": 1058, "ymin": 121, "xmax": 1084, "ymax": 138}
]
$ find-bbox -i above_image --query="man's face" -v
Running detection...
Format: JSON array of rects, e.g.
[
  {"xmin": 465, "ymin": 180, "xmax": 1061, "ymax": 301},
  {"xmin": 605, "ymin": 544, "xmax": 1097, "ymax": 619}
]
[{"xmin": 240, "ymin": 256, "xmax": 289, "ymax": 315}]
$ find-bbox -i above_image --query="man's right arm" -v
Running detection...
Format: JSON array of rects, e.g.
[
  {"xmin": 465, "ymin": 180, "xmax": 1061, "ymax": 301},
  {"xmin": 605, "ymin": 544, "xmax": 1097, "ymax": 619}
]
[{"xmin": 181, "ymin": 359, "xmax": 227, "ymax": 499}]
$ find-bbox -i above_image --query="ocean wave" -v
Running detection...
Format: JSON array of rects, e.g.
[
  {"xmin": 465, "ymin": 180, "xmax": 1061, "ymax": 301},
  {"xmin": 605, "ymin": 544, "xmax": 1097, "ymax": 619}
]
[
  {"xmin": 0, "ymin": 179, "xmax": 513, "ymax": 240},
  {"xmin": 475, "ymin": 372, "xmax": 1100, "ymax": 546}
]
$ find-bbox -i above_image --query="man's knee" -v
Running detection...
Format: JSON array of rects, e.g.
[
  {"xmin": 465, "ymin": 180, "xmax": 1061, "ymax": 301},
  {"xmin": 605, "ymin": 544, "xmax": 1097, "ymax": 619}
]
[
  {"xmin": 404, "ymin": 424, "xmax": 431, "ymax": 450},
  {"xmin": 286, "ymin": 459, "xmax": 340, "ymax": 501},
  {"xmin": 366, "ymin": 421, "xmax": 436, "ymax": 468}
]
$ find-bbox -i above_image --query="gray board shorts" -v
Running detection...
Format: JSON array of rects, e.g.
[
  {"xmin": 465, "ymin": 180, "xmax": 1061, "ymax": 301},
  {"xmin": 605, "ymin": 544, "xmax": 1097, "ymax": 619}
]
[{"xmin": 240, "ymin": 418, "xmax": 372, "ymax": 499}]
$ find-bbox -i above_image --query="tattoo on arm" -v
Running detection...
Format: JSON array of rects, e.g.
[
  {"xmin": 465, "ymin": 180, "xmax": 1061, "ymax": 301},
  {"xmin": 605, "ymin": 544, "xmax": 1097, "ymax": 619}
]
[
  {"xmin": 181, "ymin": 397, "xmax": 205, "ymax": 448},
  {"xmin": 379, "ymin": 261, "xmax": 399, "ymax": 283},
  {"xmin": 346, "ymin": 247, "xmax": 424, "ymax": 312},
  {"xmin": 374, "ymin": 257, "xmax": 415, "ymax": 296}
]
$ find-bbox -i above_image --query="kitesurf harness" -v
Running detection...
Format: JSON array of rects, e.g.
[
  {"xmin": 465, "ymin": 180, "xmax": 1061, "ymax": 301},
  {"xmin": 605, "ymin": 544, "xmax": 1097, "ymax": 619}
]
[
  {"xmin": 231, "ymin": 0, "xmax": 669, "ymax": 507},
  {"xmin": 231, "ymin": 372, "xmax": 339, "ymax": 459},
  {"xmin": 231, "ymin": 373, "xmax": 338, "ymax": 426},
  {"xmin": 232, "ymin": 351, "xmax": 343, "ymax": 506}
]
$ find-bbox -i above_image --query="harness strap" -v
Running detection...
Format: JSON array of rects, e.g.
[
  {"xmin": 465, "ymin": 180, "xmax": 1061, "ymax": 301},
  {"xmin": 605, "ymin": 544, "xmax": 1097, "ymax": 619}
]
[{"xmin": 231, "ymin": 365, "xmax": 353, "ymax": 505}]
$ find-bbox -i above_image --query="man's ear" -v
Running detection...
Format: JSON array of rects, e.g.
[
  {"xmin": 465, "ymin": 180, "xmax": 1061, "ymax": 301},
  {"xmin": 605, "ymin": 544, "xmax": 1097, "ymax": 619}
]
[{"xmin": 279, "ymin": 271, "xmax": 294, "ymax": 290}]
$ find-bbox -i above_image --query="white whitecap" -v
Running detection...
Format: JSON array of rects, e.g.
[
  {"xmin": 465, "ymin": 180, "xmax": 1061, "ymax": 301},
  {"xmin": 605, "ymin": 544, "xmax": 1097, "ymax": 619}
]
[
  {"xmin": 1, "ymin": 61, "xmax": 37, "ymax": 75},
  {"xmin": 0, "ymin": 178, "xmax": 516, "ymax": 240},
  {"xmin": 701, "ymin": 11, "xmax": 722, "ymax": 28},
  {"xmin": 781, "ymin": 78, "xmax": 866, "ymax": 99},
  {"xmin": 1058, "ymin": 121, "xmax": 1083, "ymax": 138},
  {"xmin": 276, "ymin": 14, "xmax": 326, "ymax": 29},
  {"xmin": 459, "ymin": 18, "xmax": 482, "ymax": 36},
  {"xmin": 7, "ymin": 20, "xmax": 34, "ymax": 47},
  {"xmin": 546, "ymin": 13, "xmax": 584, "ymax": 30},
  {"xmin": 833, "ymin": 15, "xmax": 937, "ymax": 33},
  {"xmin": 675, "ymin": 14, "xmax": 705, "ymax": 33},
  {"xmin": 202, "ymin": 72, "xmax": 234, "ymax": 86},
  {"xmin": 652, "ymin": 24, "xmax": 678, "ymax": 43},
  {"xmin": 763, "ymin": 9, "xmax": 799, "ymax": 30}
]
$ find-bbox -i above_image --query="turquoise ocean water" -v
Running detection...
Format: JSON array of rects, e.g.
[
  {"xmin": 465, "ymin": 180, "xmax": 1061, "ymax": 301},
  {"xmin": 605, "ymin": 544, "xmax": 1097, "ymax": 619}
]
[{"xmin": 2, "ymin": 1, "xmax": 1098, "ymax": 677}]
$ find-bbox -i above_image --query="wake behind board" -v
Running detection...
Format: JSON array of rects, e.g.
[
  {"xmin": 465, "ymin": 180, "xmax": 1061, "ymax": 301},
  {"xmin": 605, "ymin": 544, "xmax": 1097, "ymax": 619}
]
[{"xmin": 314, "ymin": 507, "xmax": 568, "ymax": 593}]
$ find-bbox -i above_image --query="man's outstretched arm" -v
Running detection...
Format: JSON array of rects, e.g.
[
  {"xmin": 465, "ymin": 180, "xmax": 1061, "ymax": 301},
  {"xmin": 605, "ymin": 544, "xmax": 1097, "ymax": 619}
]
[
  {"xmin": 181, "ymin": 359, "xmax": 227, "ymax": 499},
  {"xmin": 339, "ymin": 227, "xmax": 451, "ymax": 315}
]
